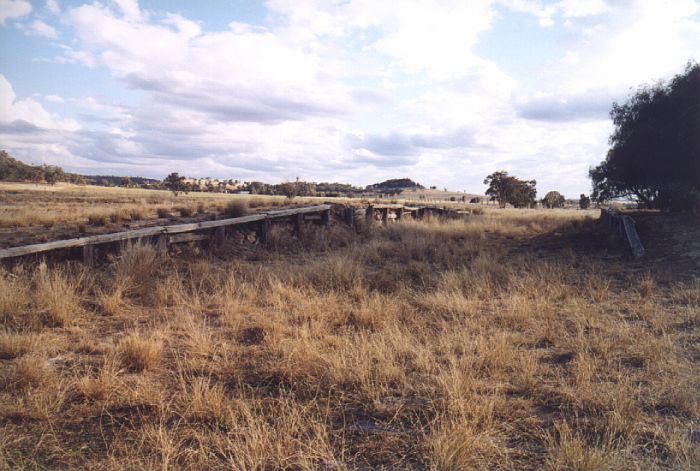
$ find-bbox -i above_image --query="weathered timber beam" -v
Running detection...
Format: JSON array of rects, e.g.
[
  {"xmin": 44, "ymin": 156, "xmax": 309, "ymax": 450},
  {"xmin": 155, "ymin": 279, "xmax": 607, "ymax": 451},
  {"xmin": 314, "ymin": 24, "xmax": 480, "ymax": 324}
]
[
  {"xmin": 169, "ymin": 233, "xmax": 210, "ymax": 244},
  {"xmin": 0, "ymin": 204, "xmax": 333, "ymax": 260}
]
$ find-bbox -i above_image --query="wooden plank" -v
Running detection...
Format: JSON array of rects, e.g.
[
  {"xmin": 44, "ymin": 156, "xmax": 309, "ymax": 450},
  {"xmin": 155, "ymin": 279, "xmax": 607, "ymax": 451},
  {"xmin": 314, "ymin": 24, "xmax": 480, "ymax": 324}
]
[
  {"xmin": 162, "ymin": 214, "xmax": 265, "ymax": 234},
  {"xmin": 0, "ymin": 226, "xmax": 165, "ymax": 259},
  {"xmin": 0, "ymin": 204, "xmax": 333, "ymax": 260},
  {"xmin": 266, "ymin": 205, "xmax": 332, "ymax": 218},
  {"xmin": 169, "ymin": 233, "xmax": 210, "ymax": 244},
  {"xmin": 161, "ymin": 205, "xmax": 331, "ymax": 234}
]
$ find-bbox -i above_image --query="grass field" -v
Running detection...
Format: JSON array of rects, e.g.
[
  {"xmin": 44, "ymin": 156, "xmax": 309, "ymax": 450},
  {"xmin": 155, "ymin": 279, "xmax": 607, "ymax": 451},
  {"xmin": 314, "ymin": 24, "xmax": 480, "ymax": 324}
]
[
  {"xmin": 0, "ymin": 181, "xmax": 582, "ymax": 249},
  {"xmin": 0, "ymin": 185, "xmax": 698, "ymax": 470},
  {"xmin": 0, "ymin": 182, "xmax": 282, "ymax": 229}
]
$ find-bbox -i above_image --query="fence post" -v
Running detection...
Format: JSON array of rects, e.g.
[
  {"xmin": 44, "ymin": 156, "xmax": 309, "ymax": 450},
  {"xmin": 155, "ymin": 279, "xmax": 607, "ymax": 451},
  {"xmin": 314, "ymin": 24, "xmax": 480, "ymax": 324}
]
[
  {"xmin": 213, "ymin": 227, "xmax": 225, "ymax": 247},
  {"xmin": 293, "ymin": 212, "xmax": 304, "ymax": 235},
  {"xmin": 343, "ymin": 207, "xmax": 354, "ymax": 228},
  {"xmin": 366, "ymin": 206, "xmax": 374, "ymax": 224},
  {"xmin": 82, "ymin": 244, "xmax": 95, "ymax": 267},
  {"xmin": 258, "ymin": 218, "xmax": 269, "ymax": 243},
  {"xmin": 381, "ymin": 208, "xmax": 389, "ymax": 226},
  {"xmin": 157, "ymin": 234, "xmax": 168, "ymax": 252},
  {"xmin": 321, "ymin": 209, "xmax": 331, "ymax": 228}
]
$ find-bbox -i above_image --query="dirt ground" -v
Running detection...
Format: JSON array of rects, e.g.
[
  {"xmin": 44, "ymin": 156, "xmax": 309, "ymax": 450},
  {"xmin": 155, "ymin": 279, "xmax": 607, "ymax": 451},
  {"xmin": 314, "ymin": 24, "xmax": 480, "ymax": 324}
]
[{"xmin": 631, "ymin": 212, "xmax": 700, "ymax": 279}]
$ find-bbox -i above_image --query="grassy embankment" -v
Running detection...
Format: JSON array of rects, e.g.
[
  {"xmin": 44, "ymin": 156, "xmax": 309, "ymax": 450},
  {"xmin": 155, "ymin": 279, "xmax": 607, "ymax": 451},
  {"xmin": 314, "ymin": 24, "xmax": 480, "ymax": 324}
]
[{"xmin": 0, "ymin": 199, "xmax": 698, "ymax": 469}]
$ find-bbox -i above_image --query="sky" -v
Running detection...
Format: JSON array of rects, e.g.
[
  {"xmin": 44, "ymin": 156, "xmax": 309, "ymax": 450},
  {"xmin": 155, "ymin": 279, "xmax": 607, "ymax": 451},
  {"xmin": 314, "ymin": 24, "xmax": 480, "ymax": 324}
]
[{"xmin": 0, "ymin": 0, "xmax": 699, "ymax": 196}]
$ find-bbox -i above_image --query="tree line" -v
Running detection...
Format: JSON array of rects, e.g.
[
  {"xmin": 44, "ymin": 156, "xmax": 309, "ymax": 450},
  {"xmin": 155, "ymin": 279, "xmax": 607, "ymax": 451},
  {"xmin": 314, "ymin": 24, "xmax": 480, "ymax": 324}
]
[{"xmin": 590, "ymin": 61, "xmax": 699, "ymax": 211}]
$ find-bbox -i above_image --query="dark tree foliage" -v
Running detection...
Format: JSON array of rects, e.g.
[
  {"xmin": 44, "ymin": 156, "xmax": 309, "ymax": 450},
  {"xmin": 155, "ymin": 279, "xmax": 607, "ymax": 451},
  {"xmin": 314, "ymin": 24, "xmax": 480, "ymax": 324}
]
[
  {"xmin": 590, "ymin": 62, "xmax": 700, "ymax": 210},
  {"xmin": 542, "ymin": 191, "xmax": 565, "ymax": 208},
  {"xmin": 365, "ymin": 178, "xmax": 424, "ymax": 193},
  {"xmin": 579, "ymin": 194, "xmax": 591, "ymax": 209},
  {"xmin": 0, "ymin": 151, "xmax": 87, "ymax": 184},
  {"xmin": 484, "ymin": 171, "xmax": 537, "ymax": 208},
  {"xmin": 276, "ymin": 181, "xmax": 317, "ymax": 198},
  {"xmin": 163, "ymin": 172, "xmax": 187, "ymax": 196}
]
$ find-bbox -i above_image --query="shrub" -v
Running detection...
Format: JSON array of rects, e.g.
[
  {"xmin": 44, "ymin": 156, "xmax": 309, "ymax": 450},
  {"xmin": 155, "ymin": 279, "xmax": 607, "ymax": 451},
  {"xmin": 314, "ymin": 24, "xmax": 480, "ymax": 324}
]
[
  {"xmin": 248, "ymin": 199, "xmax": 268, "ymax": 209},
  {"xmin": 157, "ymin": 208, "xmax": 171, "ymax": 218},
  {"xmin": 129, "ymin": 209, "xmax": 144, "ymax": 220},
  {"xmin": 177, "ymin": 206, "xmax": 193, "ymax": 217},
  {"xmin": 88, "ymin": 214, "xmax": 108, "ymax": 226},
  {"xmin": 223, "ymin": 200, "xmax": 249, "ymax": 218},
  {"xmin": 579, "ymin": 194, "xmax": 591, "ymax": 209}
]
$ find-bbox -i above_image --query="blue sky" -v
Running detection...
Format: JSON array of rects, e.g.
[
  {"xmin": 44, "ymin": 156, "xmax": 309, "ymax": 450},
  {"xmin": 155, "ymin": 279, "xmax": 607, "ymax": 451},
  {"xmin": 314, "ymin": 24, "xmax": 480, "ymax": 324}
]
[{"xmin": 1, "ymin": 0, "xmax": 699, "ymax": 196}]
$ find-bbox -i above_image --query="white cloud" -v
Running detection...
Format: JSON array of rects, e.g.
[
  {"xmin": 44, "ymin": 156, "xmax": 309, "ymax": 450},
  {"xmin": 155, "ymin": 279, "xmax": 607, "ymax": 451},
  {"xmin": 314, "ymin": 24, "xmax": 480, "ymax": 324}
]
[
  {"xmin": 66, "ymin": 2, "xmax": 354, "ymax": 123},
  {"xmin": 46, "ymin": 0, "xmax": 59, "ymax": 15},
  {"xmin": 44, "ymin": 94, "xmax": 65, "ymax": 103},
  {"xmin": 26, "ymin": 19, "xmax": 59, "ymax": 38},
  {"xmin": 0, "ymin": 74, "xmax": 78, "ymax": 131},
  {"xmin": 112, "ymin": 0, "xmax": 143, "ymax": 22},
  {"xmin": 0, "ymin": 0, "xmax": 31, "ymax": 25},
  {"xmin": 2, "ymin": 0, "xmax": 699, "ymax": 195}
]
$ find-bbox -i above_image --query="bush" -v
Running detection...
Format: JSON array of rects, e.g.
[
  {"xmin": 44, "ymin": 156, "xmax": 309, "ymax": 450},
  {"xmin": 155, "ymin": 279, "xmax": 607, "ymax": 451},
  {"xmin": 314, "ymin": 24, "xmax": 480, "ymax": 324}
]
[
  {"xmin": 223, "ymin": 200, "xmax": 249, "ymax": 218},
  {"xmin": 156, "ymin": 208, "xmax": 171, "ymax": 218},
  {"xmin": 177, "ymin": 206, "xmax": 193, "ymax": 217},
  {"xmin": 579, "ymin": 194, "xmax": 591, "ymax": 209},
  {"xmin": 88, "ymin": 215, "xmax": 107, "ymax": 226},
  {"xmin": 129, "ymin": 209, "xmax": 144, "ymax": 220}
]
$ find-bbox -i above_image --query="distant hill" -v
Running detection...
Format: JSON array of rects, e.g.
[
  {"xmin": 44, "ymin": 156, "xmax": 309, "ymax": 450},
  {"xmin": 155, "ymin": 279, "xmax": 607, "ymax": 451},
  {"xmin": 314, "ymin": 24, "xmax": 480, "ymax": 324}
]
[
  {"xmin": 1, "ymin": 151, "xmax": 433, "ymax": 196},
  {"xmin": 0, "ymin": 151, "xmax": 162, "ymax": 187},
  {"xmin": 365, "ymin": 178, "xmax": 424, "ymax": 194},
  {"xmin": 83, "ymin": 175, "xmax": 160, "ymax": 186},
  {"xmin": 0, "ymin": 150, "xmax": 85, "ymax": 184}
]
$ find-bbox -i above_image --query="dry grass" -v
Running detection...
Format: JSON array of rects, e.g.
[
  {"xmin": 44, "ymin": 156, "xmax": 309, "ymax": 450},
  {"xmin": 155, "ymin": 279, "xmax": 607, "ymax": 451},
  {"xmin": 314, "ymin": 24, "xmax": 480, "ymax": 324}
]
[
  {"xmin": 0, "ymin": 207, "xmax": 697, "ymax": 470},
  {"xmin": 117, "ymin": 331, "xmax": 163, "ymax": 372},
  {"xmin": 0, "ymin": 181, "xmax": 289, "ymax": 232}
]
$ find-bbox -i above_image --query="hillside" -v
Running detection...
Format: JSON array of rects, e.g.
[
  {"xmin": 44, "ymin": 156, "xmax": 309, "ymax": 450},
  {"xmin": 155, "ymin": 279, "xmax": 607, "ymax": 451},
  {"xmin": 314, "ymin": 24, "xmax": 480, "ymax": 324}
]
[
  {"xmin": 365, "ymin": 178, "xmax": 424, "ymax": 194},
  {"xmin": 0, "ymin": 151, "xmax": 85, "ymax": 184}
]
